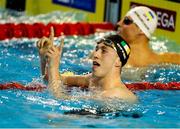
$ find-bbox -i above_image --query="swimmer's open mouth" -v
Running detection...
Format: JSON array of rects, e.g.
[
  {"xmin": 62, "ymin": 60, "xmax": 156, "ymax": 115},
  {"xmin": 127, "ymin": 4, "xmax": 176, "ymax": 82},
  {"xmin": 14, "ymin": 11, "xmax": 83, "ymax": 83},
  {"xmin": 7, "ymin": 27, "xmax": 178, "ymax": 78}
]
[
  {"xmin": 93, "ymin": 61, "xmax": 100, "ymax": 66},
  {"xmin": 116, "ymin": 25, "xmax": 121, "ymax": 33}
]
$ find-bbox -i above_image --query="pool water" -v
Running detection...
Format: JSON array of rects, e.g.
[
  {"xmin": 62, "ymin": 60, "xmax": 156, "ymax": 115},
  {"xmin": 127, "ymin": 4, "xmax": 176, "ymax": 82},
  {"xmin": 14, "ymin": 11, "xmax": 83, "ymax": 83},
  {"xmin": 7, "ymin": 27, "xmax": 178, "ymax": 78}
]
[
  {"xmin": 0, "ymin": 9, "xmax": 180, "ymax": 128},
  {"xmin": 0, "ymin": 35, "xmax": 179, "ymax": 128},
  {"xmin": 0, "ymin": 89, "xmax": 179, "ymax": 128}
]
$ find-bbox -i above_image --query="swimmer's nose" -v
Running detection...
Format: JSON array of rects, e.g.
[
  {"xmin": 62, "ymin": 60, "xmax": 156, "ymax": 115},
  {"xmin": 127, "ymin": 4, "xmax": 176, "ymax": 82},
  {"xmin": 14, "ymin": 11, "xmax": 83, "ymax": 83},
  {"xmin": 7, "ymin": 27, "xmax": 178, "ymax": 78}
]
[
  {"xmin": 93, "ymin": 50, "xmax": 101, "ymax": 59},
  {"xmin": 117, "ymin": 18, "xmax": 123, "ymax": 26}
]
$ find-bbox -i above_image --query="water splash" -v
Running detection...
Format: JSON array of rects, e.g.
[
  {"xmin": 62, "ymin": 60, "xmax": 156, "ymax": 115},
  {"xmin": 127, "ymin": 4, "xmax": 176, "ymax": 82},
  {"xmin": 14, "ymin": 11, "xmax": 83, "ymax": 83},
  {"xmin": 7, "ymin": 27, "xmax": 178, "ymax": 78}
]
[{"xmin": 0, "ymin": 9, "xmax": 86, "ymax": 24}]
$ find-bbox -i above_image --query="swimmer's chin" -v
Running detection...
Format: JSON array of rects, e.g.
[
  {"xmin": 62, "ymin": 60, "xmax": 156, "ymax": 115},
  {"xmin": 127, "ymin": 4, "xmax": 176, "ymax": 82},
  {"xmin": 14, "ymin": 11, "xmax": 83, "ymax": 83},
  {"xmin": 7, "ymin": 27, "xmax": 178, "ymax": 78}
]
[{"xmin": 91, "ymin": 72, "xmax": 102, "ymax": 78}]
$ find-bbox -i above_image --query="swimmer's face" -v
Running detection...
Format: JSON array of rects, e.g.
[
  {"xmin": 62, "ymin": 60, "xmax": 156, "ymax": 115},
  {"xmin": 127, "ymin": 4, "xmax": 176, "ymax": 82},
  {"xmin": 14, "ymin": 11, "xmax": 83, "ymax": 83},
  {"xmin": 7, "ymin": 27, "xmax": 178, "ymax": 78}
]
[
  {"xmin": 116, "ymin": 16, "xmax": 141, "ymax": 43},
  {"xmin": 92, "ymin": 41, "xmax": 119, "ymax": 77}
]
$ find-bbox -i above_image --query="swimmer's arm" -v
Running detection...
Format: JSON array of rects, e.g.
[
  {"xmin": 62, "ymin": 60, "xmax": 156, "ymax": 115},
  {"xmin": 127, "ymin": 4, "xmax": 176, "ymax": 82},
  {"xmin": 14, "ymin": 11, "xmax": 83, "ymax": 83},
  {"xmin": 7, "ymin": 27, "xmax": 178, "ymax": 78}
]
[
  {"xmin": 101, "ymin": 88, "xmax": 138, "ymax": 104},
  {"xmin": 48, "ymin": 73, "xmax": 91, "ymax": 99},
  {"xmin": 61, "ymin": 73, "xmax": 91, "ymax": 88},
  {"xmin": 159, "ymin": 53, "xmax": 180, "ymax": 64},
  {"xmin": 48, "ymin": 67, "xmax": 64, "ymax": 98},
  {"xmin": 46, "ymin": 27, "xmax": 66, "ymax": 98},
  {"xmin": 43, "ymin": 72, "xmax": 91, "ymax": 88},
  {"xmin": 40, "ymin": 57, "xmax": 48, "ymax": 81}
]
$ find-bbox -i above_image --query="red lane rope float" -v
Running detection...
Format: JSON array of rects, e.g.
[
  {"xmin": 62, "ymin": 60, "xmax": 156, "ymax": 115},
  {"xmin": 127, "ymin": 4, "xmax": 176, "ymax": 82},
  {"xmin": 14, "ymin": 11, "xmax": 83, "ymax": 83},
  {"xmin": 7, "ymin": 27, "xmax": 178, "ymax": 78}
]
[
  {"xmin": 126, "ymin": 82, "xmax": 180, "ymax": 90},
  {"xmin": 0, "ymin": 82, "xmax": 46, "ymax": 92},
  {"xmin": 0, "ymin": 22, "xmax": 115, "ymax": 40},
  {"xmin": 0, "ymin": 82, "xmax": 179, "ymax": 91}
]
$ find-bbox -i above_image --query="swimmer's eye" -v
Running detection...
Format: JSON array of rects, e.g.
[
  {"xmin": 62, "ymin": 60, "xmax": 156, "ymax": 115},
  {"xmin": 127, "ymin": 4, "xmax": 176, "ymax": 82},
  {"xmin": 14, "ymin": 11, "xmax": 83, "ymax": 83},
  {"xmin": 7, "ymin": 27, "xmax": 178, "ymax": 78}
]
[
  {"xmin": 95, "ymin": 46, "xmax": 99, "ymax": 51},
  {"xmin": 102, "ymin": 48, "xmax": 108, "ymax": 53},
  {"xmin": 95, "ymin": 46, "xmax": 108, "ymax": 53}
]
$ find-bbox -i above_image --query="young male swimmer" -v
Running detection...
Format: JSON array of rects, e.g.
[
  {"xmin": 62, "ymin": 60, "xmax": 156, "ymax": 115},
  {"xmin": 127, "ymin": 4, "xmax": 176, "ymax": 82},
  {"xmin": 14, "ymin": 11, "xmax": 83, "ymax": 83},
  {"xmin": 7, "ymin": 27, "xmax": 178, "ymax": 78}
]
[
  {"xmin": 116, "ymin": 6, "xmax": 180, "ymax": 67},
  {"xmin": 37, "ymin": 28, "xmax": 137, "ymax": 103}
]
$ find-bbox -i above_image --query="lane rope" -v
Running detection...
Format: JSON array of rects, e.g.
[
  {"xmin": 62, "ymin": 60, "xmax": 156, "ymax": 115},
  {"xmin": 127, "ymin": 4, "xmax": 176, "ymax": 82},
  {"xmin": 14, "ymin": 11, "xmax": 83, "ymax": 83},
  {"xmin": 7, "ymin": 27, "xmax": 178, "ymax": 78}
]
[
  {"xmin": 0, "ymin": 22, "xmax": 114, "ymax": 40},
  {"xmin": 0, "ymin": 82, "xmax": 179, "ymax": 91}
]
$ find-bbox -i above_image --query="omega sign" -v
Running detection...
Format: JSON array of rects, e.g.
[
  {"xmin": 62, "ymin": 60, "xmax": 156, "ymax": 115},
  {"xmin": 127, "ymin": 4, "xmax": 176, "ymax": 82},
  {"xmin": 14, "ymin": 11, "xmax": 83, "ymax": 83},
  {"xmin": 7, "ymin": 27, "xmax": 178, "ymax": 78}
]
[{"xmin": 130, "ymin": 2, "xmax": 176, "ymax": 32}]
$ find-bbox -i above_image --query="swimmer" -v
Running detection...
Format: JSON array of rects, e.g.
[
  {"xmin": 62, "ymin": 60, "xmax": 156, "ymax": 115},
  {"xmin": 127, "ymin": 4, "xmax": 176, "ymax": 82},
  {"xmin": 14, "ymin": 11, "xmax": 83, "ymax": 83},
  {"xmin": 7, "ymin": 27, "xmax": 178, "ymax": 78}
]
[
  {"xmin": 37, "ymin": 28, "xmax": 137, "ymax": 103},
  {"xmin": 116, "ymin": 6, "xmax": 180, "ymax": 67}
]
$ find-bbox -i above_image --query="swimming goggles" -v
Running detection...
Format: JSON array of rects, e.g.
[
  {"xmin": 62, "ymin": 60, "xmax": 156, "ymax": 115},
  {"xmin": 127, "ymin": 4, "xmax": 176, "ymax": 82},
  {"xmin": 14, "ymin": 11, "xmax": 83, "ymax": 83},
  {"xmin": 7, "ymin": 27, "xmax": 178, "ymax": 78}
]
[
  {"xmin": 123, "ymin": 17, "xmax": 134, "ymax": 25},
  {"xmin": 96, "ymin": 38, "xmax": 117, "ymax": 51}
]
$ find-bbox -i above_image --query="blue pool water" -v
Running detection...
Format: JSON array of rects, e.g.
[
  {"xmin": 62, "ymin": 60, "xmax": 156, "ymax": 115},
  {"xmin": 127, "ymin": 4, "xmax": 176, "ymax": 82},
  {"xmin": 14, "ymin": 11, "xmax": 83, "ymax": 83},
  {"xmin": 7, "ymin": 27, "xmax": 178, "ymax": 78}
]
[{"xmin": 0, "ymin": 35, "xmax": 180, "ymax": 128}]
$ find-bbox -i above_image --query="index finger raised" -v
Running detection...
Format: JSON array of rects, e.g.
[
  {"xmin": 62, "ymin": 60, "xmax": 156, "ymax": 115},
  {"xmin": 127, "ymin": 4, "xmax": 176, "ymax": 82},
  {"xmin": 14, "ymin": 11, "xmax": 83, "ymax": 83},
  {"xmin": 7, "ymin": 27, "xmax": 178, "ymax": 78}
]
[{"xmin": 49, "ymin": 26, "xmax": 54, "ymax": 42}]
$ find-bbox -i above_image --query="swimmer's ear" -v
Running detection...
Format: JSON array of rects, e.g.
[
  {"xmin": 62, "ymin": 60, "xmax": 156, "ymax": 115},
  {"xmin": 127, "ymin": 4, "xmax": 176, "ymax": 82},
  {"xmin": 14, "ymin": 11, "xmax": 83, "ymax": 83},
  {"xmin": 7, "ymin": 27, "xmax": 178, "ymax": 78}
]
[{"xmin": 114, "ymin": 57, "xmax": 121, "ymax": 67}]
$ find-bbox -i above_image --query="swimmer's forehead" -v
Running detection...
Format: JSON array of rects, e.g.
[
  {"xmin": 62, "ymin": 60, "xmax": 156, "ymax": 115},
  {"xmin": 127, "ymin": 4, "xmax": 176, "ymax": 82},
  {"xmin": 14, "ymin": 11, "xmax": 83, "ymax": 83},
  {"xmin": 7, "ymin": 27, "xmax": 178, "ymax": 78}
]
[{"xmin": 95, "ymin": 41, "xmax": 114, "ymax": 50}]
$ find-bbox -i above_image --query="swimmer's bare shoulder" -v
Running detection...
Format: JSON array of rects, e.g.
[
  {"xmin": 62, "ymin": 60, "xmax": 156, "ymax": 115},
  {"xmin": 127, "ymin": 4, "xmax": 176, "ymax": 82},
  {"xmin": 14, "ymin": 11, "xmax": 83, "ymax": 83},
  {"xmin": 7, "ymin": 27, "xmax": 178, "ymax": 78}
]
[
  {"xmin": 118, "ymin": 88, "xmax": 138, "ymax": 103},
  {"xmin": 102, "ymin": 86, "xmax": 138, "ymax": 103},
  {"xmin": 159, "ymin": 52, "xmax": 180, "ymax": 64},
  {"xmin": 61, "ymin": 73, "xmax": 91, "ymax": 88}
]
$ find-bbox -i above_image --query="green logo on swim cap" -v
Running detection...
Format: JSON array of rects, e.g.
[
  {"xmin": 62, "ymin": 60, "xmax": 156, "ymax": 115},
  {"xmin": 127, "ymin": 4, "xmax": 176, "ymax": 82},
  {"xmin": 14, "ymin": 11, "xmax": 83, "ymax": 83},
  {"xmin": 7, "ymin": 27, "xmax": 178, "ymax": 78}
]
[{"xmin": 121, "ymin": 41, "xmax": 130, "ymax": 55}]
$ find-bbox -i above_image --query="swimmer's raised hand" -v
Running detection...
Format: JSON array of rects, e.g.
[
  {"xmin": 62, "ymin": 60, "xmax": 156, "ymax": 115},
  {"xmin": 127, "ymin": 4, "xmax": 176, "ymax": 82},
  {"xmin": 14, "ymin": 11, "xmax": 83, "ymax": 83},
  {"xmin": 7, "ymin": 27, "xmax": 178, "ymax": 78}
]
[
  {"xmin": 46, "ymin": 38, "xmax": 65, "ymax": 98},
  {"xmin": 36, "ymin": 27, "xmax": 54, "ymax": 58},
  {"xmin": 45, "ymin": 37, "xmax": 64, "ymax": 68}
]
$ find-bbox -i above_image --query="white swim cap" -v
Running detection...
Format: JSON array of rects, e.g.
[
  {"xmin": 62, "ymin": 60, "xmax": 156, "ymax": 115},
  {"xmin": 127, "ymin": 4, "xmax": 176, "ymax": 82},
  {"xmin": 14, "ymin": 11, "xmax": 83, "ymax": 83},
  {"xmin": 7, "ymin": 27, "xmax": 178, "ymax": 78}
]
[{"xmin": 126, "ymin": 6, "xmax": 158, "ymax": 39}]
